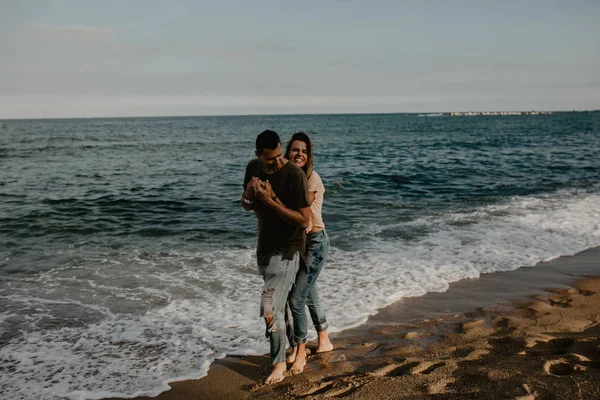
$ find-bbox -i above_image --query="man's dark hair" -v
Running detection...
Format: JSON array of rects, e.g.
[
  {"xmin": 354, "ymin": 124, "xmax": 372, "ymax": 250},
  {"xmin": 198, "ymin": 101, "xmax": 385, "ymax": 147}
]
[{"xmin": 256, "ymin": 130, "xmax": 281, "ymax": 154}]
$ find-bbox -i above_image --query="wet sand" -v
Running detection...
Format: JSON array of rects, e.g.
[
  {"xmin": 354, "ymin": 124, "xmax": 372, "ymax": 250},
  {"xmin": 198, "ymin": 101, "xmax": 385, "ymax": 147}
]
[{"xmin": 111, "ymin": 247, "xmax": 600, "ymax": 400}]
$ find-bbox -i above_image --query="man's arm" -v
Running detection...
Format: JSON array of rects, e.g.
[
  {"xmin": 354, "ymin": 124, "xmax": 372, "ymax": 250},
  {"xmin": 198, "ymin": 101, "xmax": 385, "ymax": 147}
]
[
  {"xmin": 266, "ymin": 199, "xmax": 310, "ymax": 228},
  {"xmin": 262, "ymin": 183, "xmax": 315, "ymax": 207},
  {"xmin": 255, "ymin": 185, "xmax": 310, "ymax": 228}
]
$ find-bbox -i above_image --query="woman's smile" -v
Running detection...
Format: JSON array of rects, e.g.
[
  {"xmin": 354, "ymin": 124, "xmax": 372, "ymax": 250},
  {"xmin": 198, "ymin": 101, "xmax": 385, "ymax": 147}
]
[{"xmin": 288, "ymin": 140, "xmax": 308, "ymax": 168}]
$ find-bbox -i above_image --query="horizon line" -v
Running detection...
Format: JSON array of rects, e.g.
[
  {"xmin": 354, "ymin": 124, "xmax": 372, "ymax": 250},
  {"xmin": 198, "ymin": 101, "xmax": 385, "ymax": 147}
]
[{"xmin": 1, "ymin": 109, "xmax": 599, "ymax": 121}]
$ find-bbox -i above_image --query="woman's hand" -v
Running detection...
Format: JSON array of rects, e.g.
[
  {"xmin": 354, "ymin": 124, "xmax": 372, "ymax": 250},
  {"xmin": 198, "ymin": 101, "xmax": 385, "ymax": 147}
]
[
  {"xmin": 241, "ymin": 177, "xmax": 261, "ymax": 211},
  {"xmin": 263, "ymin": 180, "xmax": 276, "ymax": 199},
  {"xmin": 244, "ymin": 177, "xmax": 261, "ymax": 201},
  {"xmin": 256, "ymin": 180, "xmax": 280, "ymax": 208}
]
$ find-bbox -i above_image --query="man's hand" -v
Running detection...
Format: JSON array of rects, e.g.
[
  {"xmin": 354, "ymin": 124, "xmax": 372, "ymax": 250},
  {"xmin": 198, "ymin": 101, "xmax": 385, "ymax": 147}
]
[
  {"xmin": 254, "ymin": 181, "xmax": 273, "ymax": 205},
  {"xmin": 250, "ymin": 178, "xmax": 277, "ymax": 206},
  {"xmin": 257, "ymin": 179, "xmax": 277, "ymax": 205}
]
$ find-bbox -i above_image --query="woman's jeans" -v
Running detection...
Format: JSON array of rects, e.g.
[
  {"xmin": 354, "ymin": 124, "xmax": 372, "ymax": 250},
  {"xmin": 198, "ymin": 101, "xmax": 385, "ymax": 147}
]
[
  {"xmin": 287, "ymin": 229, "xmax": 330, "ymax": 347},
  {"xmin": 258, "ymin": 252, "xmax": 300, "ymax": 365}
]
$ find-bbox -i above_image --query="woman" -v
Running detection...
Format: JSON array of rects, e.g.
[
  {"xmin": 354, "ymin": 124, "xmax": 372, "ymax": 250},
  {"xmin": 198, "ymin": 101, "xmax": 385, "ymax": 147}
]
[{"xmin": 284, "ymin": 132, "xmax": 333, "ymax": 374}]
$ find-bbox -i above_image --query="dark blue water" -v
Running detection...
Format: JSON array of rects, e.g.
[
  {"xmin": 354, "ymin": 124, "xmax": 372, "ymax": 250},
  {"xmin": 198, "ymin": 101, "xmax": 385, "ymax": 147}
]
[{"xmin": 1, "ymin": 112, "xmax": 599, "ymax": 399}]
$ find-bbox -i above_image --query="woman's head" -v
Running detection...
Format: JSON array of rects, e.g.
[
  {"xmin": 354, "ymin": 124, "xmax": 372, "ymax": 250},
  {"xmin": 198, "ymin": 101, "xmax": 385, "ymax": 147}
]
[{"xmin": 285, "ymin": 132, "xmax": 313, "ymax": 178}]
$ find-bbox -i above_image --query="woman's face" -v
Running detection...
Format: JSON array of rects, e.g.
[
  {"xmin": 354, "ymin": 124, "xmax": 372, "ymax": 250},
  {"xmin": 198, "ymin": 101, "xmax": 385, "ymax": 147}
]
[{"xmin": 288, "ymin": 140, "xmax": 308, "ymax": 168}]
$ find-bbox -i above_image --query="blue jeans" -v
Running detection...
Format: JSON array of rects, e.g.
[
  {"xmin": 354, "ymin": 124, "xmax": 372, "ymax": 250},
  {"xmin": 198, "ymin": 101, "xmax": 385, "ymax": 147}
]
[
  {"xmin": 258, "ymin": 252, "xmax": 300, "ymax": 365},
  {"xmin": 287, "ymin": 229, "xmax": 330, "ymax": 347}
]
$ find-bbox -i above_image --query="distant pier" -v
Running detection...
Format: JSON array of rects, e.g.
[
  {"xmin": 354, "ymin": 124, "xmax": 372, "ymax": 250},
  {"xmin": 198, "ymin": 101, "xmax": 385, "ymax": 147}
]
[{"xmin": 418, "ymin": 111, "xmax": 554, "ymax": 117}]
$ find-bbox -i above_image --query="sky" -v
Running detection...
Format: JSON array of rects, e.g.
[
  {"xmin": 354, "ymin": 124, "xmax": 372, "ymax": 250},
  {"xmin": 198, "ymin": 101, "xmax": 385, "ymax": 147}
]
[{"xmin": 1, "ymin": 0, "xmax": 599, "ymax": 118}]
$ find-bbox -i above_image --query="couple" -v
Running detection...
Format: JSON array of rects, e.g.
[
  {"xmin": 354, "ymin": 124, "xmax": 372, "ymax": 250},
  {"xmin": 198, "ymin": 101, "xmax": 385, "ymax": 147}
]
[{"xmin": 241, "ymin": 130, "xmax": 333, "ymax": 384}]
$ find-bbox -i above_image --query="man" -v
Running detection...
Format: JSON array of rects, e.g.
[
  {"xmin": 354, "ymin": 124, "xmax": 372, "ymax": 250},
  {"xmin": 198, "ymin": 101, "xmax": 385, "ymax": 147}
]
[{"xmin": 241, "ymin": 130, "xmax": 311, "ymax": 384}]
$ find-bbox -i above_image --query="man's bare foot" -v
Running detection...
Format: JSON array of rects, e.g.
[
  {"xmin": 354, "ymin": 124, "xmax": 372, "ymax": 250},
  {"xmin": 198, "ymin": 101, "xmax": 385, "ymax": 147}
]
[
  {"xmin": 264, "ymin": 363, "xmax": 286, "ymax": 385},
  {"xmin": 316, "ymin": 331, "xmax": 334, "ymax": 353},
  {"xmin": 286, "ymin": 346, "xmax": 298, "ymax": 364}
]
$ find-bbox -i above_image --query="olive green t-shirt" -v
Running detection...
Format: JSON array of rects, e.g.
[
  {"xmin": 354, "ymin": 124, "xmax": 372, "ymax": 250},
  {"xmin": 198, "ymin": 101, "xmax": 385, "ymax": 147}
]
[{"xmin": 243, "ymin": 159, "xmax": 310, "ymax": 266}]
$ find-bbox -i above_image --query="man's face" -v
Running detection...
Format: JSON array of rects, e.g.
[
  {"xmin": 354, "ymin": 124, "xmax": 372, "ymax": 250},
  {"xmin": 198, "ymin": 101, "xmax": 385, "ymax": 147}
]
[{"xmin": 256, "ymin": 144, "xmax": 285, "ymax": 172}]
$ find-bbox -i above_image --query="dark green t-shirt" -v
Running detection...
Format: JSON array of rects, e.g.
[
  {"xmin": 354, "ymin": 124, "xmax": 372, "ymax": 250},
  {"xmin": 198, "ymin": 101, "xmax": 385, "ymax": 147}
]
[{"xmin": 244, "ymin": 159, "xmax": 310, "ymax": 266}]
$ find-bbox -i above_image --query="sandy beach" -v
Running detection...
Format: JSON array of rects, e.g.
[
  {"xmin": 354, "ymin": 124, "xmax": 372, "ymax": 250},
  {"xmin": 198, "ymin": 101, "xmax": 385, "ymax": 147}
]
[{"xmin": 109, "ymin": 247, "xmax": 600, "ymax": 400}]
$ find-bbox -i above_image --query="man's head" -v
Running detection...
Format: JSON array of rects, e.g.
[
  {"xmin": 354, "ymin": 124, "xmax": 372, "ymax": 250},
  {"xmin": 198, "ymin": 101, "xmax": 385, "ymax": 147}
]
[
  {"xmin": 256, "ymin": 130, "xmax": 280, "ymax": 153},
  {"xmin": 255, "ymin": 130, "xmax": 285, "ymax": 173}
]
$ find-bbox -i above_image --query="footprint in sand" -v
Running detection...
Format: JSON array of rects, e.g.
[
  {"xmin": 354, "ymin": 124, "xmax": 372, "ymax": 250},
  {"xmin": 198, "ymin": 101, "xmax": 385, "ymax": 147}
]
[
  {"xmin": 320, "ymin": 383, "xmax": 362, "ymax": 398},
  {"xmin": 412, "ymin": 361, "xmax": 445, "ymax": 375},
  {"xmin": 368, "ymin": 363, "xmax": 403, "ymax": 377},
  {"xmin": 387, "ymin": 361, "xmax": 421, "ymax": 376},
  {"xmin": 403, "ymin": 331, "xmax": 429, "ymax": 340},
  {"xmin": 306, "ymin": 360, "xmax": 448, "ymax": 398},
  {"xmin": 549, "ymin": 337, "xmax": 575, "ymax": 355},
  {"xmin": 569, "ymin": 353, "xmax": 591, "ymax": 362},
  {"xmin": 453, "ymin": 347, "xmax": 490, "ymax": 360},
  {"xmin": 514, "ymin": 383, "xmax": 538, "ymax": 400},
  {"xmin": 381, "ymin": 360, "xmax": 445, "ymax": 377},
  {"xmin": 452, "ymin": 347, "xmax": 472, "ymax": 358},
  {"xmin": 296, "ymin": 381, "xmax": 335, "ymax": 397},
  {"xmin": 579, "ymin": 289, "xmax": 596, "ymax": 296},
  {"xmin": 542, "ymin": 358, "xmax": 587, "ymax": 376},
  {"xmin": 548, "ymin": 296, "xmax": 573, "ymax": 308},
  {"xmin": 427, "ymin": 378, "xmax": 454, "ymax": 395},
  {"xmin": 299, "ymin": 376, "xmax": 368, "ymax": 398}
]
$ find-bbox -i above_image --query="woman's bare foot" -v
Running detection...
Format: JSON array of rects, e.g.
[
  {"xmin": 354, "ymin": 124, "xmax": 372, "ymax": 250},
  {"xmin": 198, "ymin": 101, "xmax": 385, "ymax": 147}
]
[
  {"xmin": 316, "ymin": 331, "xmax": 334, "ymax": 353},
  {"xmin": 286, "ymin": 346, "xmax": 298, "ymax": 364},
  {"xmin": 264, "ymin": 362, "xmax": 287, "ymax": 385},
  {"xmin": 290, "ymin": 355, "xmax": 306, "ymax": 375},
  {"xmin": 290, "ymin": 344, "xmax": 307, "ymax": 374}
]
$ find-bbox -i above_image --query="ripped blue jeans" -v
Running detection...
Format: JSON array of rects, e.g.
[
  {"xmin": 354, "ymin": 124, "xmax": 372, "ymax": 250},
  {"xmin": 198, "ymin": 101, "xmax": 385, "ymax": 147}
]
[
  {"xmin": 258, "ymin": 252, "xmax": 300, "ymax": 365},
  {"xmin": 286, "ymin": 229, "xmax": 330, "ymax": 347}
]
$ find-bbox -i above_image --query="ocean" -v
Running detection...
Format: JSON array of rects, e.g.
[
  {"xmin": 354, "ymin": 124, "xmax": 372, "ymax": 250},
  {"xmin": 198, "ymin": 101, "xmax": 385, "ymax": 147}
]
[{"xmin": 1, "ymin": 112, "xmax": 599, "ymax": 399}]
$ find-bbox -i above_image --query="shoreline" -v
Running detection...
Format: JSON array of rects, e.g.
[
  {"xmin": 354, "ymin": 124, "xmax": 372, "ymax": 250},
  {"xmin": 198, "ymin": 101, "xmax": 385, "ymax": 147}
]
[{"xmin": 107, "ymin": 246, "xmax": 600, "ymax": 399}]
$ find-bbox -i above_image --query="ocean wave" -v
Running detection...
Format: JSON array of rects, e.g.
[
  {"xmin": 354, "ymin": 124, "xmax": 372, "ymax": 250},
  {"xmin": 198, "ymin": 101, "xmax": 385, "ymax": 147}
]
[{"xmin": 1, "ymin": 188, "xmax": 599, "ymax": 399}]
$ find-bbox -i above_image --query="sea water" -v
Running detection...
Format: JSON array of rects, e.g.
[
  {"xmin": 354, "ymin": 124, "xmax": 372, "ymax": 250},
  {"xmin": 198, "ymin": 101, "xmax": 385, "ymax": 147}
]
[{"xmin": 1, "ymin": 112, "xmax": 599, "ymax": 399}]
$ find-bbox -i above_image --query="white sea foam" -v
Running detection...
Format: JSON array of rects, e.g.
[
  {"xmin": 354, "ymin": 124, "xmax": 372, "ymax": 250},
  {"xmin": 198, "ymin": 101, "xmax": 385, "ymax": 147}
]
[{"xmin": 1, "ymin": 189, "xmax": 599, "ymax": 399}]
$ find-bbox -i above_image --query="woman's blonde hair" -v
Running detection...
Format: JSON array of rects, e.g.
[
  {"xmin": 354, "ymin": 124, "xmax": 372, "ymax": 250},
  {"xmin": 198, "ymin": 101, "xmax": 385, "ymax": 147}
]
[{"xmin": 285, "ymin": 132, "xmax": 313, "ymax": 178}]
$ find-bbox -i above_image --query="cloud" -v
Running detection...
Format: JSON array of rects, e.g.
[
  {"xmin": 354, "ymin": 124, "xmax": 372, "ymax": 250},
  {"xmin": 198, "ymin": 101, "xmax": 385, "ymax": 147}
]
[
  {"xmin": 244, "ymin": 39, "xmax": 296, "ymax": 54},
  {"xmin": 23, "ymin": 23, "xmax": 118, "ymax": 42},
  {"xmin": 106, "ymin": 39, "xmax": 296, "ymax": 62},
  {"xmin": 524, "ymin": 81, "xmax": 600, "ymax": 90},
  {"xmin": 186, "ymin": 40, "xmax": 296, "ymax": 59},
  {"xmin": 188, "ymin": 46, "xmax": 248, "ymax": 59}
]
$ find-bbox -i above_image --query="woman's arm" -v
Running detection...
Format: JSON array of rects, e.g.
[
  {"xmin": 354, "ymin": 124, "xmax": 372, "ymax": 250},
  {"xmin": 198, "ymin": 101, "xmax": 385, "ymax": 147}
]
[
  {"xmin": 265, "ymin": 179, "xmax": 316, "ymax": 207},
  {"xmin": 240, "ymin": 177, "xmax": 260, "ymax": 211},
  {"xmin": 256, "ymin": 180, "xmax": 310, "ymax": 228}
]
